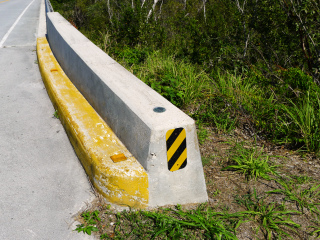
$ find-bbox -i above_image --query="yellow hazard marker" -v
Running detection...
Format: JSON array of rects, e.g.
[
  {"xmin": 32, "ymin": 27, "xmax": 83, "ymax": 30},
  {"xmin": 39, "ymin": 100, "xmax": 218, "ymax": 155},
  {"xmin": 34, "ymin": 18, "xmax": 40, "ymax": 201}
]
[
  {"xmin": 37, "ymin": 37, "xmax": 148, "ymax": 208},
  {"xmin": 166, "ymin": 128, "xmax": 187, "ymax": 172}
]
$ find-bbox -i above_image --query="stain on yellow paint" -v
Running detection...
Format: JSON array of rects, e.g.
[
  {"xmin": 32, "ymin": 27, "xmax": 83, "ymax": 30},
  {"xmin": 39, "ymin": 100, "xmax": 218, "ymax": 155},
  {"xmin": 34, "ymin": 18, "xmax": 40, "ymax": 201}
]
[{"xmin": 36, "ymin": 37, "xmax": 148, "ymax": 208}]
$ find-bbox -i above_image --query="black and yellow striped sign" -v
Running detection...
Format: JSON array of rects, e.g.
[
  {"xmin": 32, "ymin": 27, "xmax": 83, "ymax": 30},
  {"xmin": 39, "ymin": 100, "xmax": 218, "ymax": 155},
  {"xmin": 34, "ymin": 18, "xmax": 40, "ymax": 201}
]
[{"xmin": 166, "ymin": 128, "xmax": 187, "ymax": 172}]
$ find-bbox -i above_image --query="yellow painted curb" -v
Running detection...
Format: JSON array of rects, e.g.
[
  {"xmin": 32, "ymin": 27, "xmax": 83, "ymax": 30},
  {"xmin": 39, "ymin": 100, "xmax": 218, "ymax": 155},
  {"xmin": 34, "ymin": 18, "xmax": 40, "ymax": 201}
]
[{"xmin": 37, "ymin": 37, "xmax": 148, "ymax": 208}]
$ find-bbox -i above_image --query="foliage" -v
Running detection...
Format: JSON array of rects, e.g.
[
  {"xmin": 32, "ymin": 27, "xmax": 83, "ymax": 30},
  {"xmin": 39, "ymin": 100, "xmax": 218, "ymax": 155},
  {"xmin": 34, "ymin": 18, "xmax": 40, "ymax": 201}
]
[
  {"xmin": 140, "ymin": 205, "xmax": 240, "ymax": 240},
  {"xmin": 309, "ymin": 221, "xmax": 320, "ymax": 238},
  {"xmin": 53, "ymin": 110, "xmax": 59, "ymax": 119},
  {"xmin": 97, "ymin": 205, "xmax": 240, "ymax": 239},
  {"xmin": 74, "ymin": 210, "xmax": 100, "ymax": 235},
  {"xmin": 268, "ymin": 178, "xmax": 320, "ymax": 216},
  {"xmin": 52, "ymin": 0, "xmax": 320, "ymax": 154},
  {"xmin": 235, "ymin": 189, "xmax": 301, "ymax": 239},
  {"xmin": 222, "ymin": 142, "xmax": 279, "ymax": 180},
  {"xmin": 196, "ymin": 121, "xmax": 209, "ymax": 145},
  {"xmin": 137, "ymin": 51, "xmax": 210, "ymax": 108},
  {"xmin": 280, "ymin": 91, "xmax": 320, "ymax": 153}
]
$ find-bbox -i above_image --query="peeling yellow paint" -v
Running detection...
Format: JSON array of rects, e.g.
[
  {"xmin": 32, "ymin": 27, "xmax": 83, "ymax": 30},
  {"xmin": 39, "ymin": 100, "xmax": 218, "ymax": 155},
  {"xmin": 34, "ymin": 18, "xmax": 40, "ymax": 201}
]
[{"xmin": 36, "ymin": 37, "xmax": 148, "ymax": 208}]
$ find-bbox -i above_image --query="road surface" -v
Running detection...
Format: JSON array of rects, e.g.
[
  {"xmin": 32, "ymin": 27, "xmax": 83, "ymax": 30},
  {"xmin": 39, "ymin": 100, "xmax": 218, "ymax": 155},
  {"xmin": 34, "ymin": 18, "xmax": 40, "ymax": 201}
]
[{"xmin": 0, "ymin": 0, "xmax": 95, "ymax": 239}]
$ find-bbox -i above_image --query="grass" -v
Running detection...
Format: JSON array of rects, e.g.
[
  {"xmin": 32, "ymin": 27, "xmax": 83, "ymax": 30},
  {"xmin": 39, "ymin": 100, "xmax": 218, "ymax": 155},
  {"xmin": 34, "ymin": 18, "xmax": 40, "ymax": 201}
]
[
  {"xmin": 78, "ymin": 205, "xmax": 241, "ymax": 239},
  {"xmin": 268, "ymin": 178, "xmax": 320, "ymax": 216},
  {"xmin": 309, "ymin": 221, "xmax": 320, "ymax": 238},
  {"xmin": 135, "ymin": 51, "xmax": 211, "ymax": 109},
  {"xmin": 235, "ymin": 189, "xmax": 301, "ymax": 239},
  {"xmin": 281, "ymin": 91, "xmax": 320, "ymax": 153},
  {"xmin": 197, "ymin": 121, "xmax": 210, "ymax": 145},
  {"xmin": 222, "ymin": 142, "xmax": 279, "ymax": 181}
]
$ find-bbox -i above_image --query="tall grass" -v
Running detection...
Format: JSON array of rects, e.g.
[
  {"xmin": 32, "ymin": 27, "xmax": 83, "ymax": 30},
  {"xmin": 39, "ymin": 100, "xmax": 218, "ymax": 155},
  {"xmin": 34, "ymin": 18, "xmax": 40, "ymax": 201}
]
[
  {"xmin": 281, "ymin": 91, "xmax": 320, "ymax": 153},
  {"xmin": 135, "ymin": 51, "xmax": 211, "ymax": 108}
]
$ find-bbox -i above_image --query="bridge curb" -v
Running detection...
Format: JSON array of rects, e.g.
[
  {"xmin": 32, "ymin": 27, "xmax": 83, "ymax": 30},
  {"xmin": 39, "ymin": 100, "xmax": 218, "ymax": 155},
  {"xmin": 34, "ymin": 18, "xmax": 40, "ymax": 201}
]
[{"xmin": 37, "ymin": 36, "xmax": 149, "ymax": 208}]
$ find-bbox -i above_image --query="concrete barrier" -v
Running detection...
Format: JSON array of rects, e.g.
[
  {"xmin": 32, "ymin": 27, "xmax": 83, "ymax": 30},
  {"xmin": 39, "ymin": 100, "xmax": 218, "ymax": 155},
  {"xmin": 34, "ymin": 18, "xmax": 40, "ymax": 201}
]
[
  {"xmin": 37, "ymin": 37, "xmax": 149, "ymax": 208},
  {"xmin": 46, "ymin": 12, "xmax": 208, "ymax": 207}
]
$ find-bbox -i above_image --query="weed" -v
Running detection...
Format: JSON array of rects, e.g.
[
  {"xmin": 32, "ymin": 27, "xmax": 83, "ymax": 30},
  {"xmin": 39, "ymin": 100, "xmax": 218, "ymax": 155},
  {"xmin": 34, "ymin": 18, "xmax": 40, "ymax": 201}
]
[
  {"xmin": 212, "ymin": 112, "xmax": 236, "ymax": 134},
  {"xmin": 308, "ymin": 221, "xmax": 320, "ymax": 238},
  {"xmin": 197, "ymin": 121, "xmax": 209, "ymax": 145},
  {"xmin": 222, "ymin": 142, "xmax": 279, "ymax": 180},
  {"xmin": 289, "ymin": 175, "xmax": 314, "ymax": 185},
  {"xmin": 95, "ymin": 205, "xmax": 241, "ymax": 239},
  {"xmin": 53, "ymin": 110, "xmax": 59, "ymax": 119},
  {"xmin": 212, "ymin": 189, "xmax": 221, "ymax": 197},
  {"xmin": 202, "ymin": 155, "xmax": 214, "ymax": 166},
  {"xmin": 140, "ymin": 205, "xmax": 240, "ymax": 240},
  {"xmin": 74, "ymin": 210, "xmax": 101, "ymax": 235},
  {"xmin": 139, "ymin": 52, "xmax": 210, "ymax": 108},
  {"xmin": 75, "ymin": 224, "xmax": 99, "ymax": 235},
  {"xmin": 268, "ymin": 178, "xmax": 320, "ymax": 216},
  {"xmin": 281, "ymin": 91, "xmax": 320, "ymax": 153},
  {"xmin": 235, "ymin": 189, "xmax": 300, "ymax": 239}
]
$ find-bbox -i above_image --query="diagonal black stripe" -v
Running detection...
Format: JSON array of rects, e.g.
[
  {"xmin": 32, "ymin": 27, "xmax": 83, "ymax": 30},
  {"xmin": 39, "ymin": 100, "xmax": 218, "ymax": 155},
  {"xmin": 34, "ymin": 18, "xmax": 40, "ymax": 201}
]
[
  {"xmin": 180, "ymin": 159, "xmax": 187, "ymax": 169},
  {"xmin": 168, "ymin": 138, "xmax": 186, "ymax": 170},
  {"xmin": 166, "ymin": 128, "xmax": 183, "ymax": 151}
]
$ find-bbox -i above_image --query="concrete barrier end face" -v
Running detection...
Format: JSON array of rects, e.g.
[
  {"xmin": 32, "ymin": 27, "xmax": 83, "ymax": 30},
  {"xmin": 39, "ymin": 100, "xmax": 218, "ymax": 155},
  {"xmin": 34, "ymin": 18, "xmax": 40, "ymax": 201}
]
[{"xmin": 36, "ymin": 37, "xmax": 149, "ymax": 208}]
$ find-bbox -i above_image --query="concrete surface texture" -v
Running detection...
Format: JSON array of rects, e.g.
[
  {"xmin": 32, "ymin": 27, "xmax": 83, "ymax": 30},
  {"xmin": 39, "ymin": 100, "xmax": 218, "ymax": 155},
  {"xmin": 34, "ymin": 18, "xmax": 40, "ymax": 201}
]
[
  {"xmin": 46, "ymin": 12, "xmax": 208, "ymax": 207},
  {"xmin": 37, "ymin": 37, "xmax": 149, "ymax": 208},
  {"xmin": 0, "ymin": 0, "xmax": 95, "ymax": 239}
]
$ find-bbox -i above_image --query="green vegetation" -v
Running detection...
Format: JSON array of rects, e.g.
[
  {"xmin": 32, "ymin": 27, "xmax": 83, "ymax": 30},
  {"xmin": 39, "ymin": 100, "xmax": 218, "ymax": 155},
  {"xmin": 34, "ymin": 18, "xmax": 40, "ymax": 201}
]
[
  {"xmin": 77, "ymin": 204, "xmax": 241, "ymax": 239},
  {"xmin": 51, "ymin": 0, "xmax": 320, "ymax": 153},
  {"xmin": 222, "ymin": 142, "xmax": 279, "ymax": 180},
  {"xmin": 268, "ymin": 178, "xmax": 320, "ymax": 216},
  {"xmin": 53, "ymin": 109, "xmax": 59, "ymax": 119},
  {"xmin": 75, "ymin": 210, "xmax": 100, "ymax": 235},
  {"xmin": 50, "ymin": 0, "xmax": 320, "ymax": 238},
  {"xmin": 235, "ymin": 189, "xmax": 301, "ymax": 239}
]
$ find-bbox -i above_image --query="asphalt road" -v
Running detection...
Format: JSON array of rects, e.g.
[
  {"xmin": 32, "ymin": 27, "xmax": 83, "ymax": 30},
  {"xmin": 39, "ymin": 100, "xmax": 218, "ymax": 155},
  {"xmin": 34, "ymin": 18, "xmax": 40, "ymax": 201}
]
[{"xmin": 0, "ymin": 0, "xmax": 95, "ymax": 239}]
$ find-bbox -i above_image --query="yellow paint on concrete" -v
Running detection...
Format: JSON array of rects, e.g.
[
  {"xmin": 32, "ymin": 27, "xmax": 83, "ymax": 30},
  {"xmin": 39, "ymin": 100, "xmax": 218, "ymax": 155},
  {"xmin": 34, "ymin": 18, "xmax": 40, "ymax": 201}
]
[
  {"xmin": 111, "ymin": 153, "xmax": 127, "ymax": 163},
  {"xmin": 0, "ymin": 0, "xmax": 10, "ymax": 3},
  {"xmin": 36, "ymin": 37, "xmax": 148, "ymax": 208}
]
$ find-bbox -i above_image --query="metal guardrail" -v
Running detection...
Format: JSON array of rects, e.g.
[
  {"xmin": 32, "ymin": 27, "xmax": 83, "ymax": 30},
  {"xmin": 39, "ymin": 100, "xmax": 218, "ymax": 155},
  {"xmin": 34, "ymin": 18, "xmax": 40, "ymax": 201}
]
[{"xmin": 45, "ymin": 0, "xmax": 54, "ymax": 12}]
